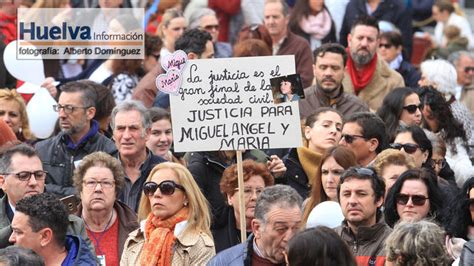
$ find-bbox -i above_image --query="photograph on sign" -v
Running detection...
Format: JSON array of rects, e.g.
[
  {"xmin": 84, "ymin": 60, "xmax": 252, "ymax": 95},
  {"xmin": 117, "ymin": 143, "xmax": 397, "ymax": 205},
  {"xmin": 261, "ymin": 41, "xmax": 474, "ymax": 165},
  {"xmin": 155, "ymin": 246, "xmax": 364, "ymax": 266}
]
[
  {"xmin": 169, "ymin": 55, "xmax": 303, "ymax": 152},
  {"xmin": 270, "ymin": 74, "xmax": 304, "ymax": 104}
]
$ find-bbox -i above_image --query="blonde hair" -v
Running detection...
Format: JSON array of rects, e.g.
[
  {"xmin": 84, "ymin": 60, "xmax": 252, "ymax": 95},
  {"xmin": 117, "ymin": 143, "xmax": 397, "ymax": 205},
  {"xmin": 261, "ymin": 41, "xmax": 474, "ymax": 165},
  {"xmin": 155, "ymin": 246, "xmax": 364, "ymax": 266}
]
[
  {"xmin": 156, "ymin": 8, "xmax": 184, "ymax": 38},
  {"xmin": 137, "ymin": 162, "xmax": 211, "ymax": 237},
  {"xmin": 373, "ymin": 148, "xmax": 416, "ymax": 176},
  {"xmin": 0, "ymin": 89, "xmax": 35, "ymax": 141}
]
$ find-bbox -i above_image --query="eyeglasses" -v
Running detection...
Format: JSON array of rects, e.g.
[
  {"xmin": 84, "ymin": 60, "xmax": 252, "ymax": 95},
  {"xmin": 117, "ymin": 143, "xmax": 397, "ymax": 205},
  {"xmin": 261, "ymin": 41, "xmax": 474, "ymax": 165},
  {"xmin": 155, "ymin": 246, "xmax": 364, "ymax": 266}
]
[
  {"xmin": 235, "ymin": 186, "xmax": 264, "ymax": 198},
  {"xmin": 2, "ymin": 170, "xmax": 48, "ymax": 181},
  {"xmin": 390, "ymin": 143, "xmax": 420, "ymax": 154},
  {"xmin": 464, "ymin": 66, "xmax": 474, "ymax": 73},
  {"xmin": 379, "ymin": 43, "xmax": 393, "ymax": 49},
  {"xmin": 430, "ymin": 159, "xmax": 446, "ymax": 169},
  {"xmin": 53, "ymin": 104, "xmax": 90, "ymax": 114},
  {"xmin": 83, "ymin": 180, "xmax": 115, "ymax": 189},
  {"xmin": 396, "ymin": 193, "xmax": 429, "ymax": 206},
  {"xmin": 143, "ymin": 180, "xmax": 185, "ymax": 196},
  {"xmin": 341, "ymin": 134, "xmax": 366, "ymax": 144},
  {"xmin": 341, "ymin": 166, "xmax": 377, "ymax": 180},
  {"xmin": 402, "ymin": 104, "xmax": 423, "ymax": 114},
  {"xmin": 203, "ymin": 24, "xmax": 219, "ymax": 31}
]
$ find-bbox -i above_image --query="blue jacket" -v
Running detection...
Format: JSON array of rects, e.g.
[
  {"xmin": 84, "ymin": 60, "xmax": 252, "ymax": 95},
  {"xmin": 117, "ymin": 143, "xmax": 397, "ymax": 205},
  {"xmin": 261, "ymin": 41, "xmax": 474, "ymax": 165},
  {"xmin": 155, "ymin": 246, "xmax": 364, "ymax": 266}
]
[
  {"xmin": 207, "ymin": 235, "xmax": 253, "ymax": 266},
  {"xmin": 62, "ymin": 235, "xmax": 96, "ymax": 266}
]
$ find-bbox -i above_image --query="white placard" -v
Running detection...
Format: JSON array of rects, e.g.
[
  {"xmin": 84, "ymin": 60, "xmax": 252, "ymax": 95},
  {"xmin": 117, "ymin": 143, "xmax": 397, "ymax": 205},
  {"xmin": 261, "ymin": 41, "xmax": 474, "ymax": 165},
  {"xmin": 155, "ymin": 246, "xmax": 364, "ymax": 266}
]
[{"xmin": 170, "ymin": 55, "xmax": 303, "ymax": 152}]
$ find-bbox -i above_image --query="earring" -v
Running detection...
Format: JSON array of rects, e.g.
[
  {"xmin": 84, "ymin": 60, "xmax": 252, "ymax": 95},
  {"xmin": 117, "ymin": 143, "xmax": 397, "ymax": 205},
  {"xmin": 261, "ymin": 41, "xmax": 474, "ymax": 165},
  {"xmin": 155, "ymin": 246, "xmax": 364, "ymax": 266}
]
[{"xmin": 183, "ymin": 201, "xmax": 188, "ymax": 207}]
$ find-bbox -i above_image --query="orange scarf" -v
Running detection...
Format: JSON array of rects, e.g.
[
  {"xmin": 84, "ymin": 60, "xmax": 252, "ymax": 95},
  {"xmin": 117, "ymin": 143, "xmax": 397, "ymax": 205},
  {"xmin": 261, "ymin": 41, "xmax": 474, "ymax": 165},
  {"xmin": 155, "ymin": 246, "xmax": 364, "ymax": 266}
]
[
  {"xmin": 346, "ymin": 47, "xmax": 378, "ymax": 95},
  {"xmin": 139, "ymin": 208, "xmax": 189, "ymax": 266}
]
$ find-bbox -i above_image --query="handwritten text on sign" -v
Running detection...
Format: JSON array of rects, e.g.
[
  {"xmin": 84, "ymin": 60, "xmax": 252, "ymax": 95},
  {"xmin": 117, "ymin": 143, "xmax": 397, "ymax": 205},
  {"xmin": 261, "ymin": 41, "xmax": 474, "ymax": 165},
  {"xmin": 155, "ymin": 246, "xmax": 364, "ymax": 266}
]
[{"xmin": 170, "ymin": 55, "xmax": 302, "ymax": 152}]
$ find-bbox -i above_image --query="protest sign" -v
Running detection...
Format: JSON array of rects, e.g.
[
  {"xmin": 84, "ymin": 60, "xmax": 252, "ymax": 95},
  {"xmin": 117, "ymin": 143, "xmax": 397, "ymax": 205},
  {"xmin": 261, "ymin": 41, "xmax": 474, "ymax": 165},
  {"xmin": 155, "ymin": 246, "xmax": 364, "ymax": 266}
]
[{"xmin": 169, "ymin": 55, "xmax": 303, "ymax": 152}]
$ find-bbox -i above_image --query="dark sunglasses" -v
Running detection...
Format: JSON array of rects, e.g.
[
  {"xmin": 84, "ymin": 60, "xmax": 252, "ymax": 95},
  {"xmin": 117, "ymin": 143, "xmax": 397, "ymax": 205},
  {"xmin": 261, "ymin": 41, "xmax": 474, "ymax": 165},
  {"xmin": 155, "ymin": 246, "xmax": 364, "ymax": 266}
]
[
  {"xmin": 378, "ymin": 43, "xmax": 393, "ymax": 49},
  {"xmin": 402, "ymin": 104, "xmax": 422, "ymax": 114},
  {"xmin": 396, "ymin": 193, "xmax": 429, "ymax": 206},
  {"xmin": 341, "ymin": 134, "xmax": 366, "ymax": 144},
  {"xmin": 143, "ymin": 180, "xmax": 185, "ymax": 196},
  {"xmin": 464, "ymin": 66, "xmax": 474, "ymax": 73},
  {"xmin": 341, "ymin": 166, "xmax": 377, "ymax": 179},
  {"xmin": 390, "ymin": 143, "xmax": 420, "ymax": 154}
]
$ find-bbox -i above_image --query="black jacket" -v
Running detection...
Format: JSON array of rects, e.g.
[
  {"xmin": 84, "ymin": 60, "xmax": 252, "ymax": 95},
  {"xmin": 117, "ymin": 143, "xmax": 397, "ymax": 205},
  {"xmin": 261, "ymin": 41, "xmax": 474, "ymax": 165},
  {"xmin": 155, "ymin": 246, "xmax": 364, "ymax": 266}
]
[
  {"xmin": 211, "ymin": 206, "xmax": 241, "ymax": 254},
  {"xmin": 282, "ymin": 148, "xmax": 312, "ymax": 199},
  {"xmin": 187, "ymin": 151, "xmax": 267, "ymax": 226},
  {"xmin": 339, "ymin": 0, "xmax": 413, "ymax": 56},
  {"xmin": 397, "ymin": 60, "xmax": 421, "ymax": 88},
  {"xmin": 35, "ymin": 123, "xmax": 117, "ymax": 197}
]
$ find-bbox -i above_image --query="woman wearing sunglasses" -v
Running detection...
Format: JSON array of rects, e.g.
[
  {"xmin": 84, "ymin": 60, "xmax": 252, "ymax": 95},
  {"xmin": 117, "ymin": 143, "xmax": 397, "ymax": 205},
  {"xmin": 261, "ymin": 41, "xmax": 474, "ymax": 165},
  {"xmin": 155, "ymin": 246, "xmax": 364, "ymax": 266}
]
[
  {"xmin": 121, "ymin": 162, "xmax": 215, "ymax": 265},
  {"xmin": 213, "ymin": 160, "xmax": 274, "ymax": 253},
  {"xmin": 73, "ymin": 152, "xmax": 139, "ymax": 266},
  {"xmin": 301, "ymin": 145, "xmax": 357, "ymax": 228},
  {"xmin": 384, "ymin": 168, "xmax": 446, "ymax": 228},
  {"xmin": 392, "ymin": 126, "xmax": 432, "ymax": 169},
  {"xmin": 283, "ymin": 107, "xmax": 343, "ymax": 198},
  {"xmin": 377, "ymin": 87, "xmax": 423, "ymax": 142},
  {"xmin": 419, "ymin": 87, "xmax": 474, "ymax": 187}
]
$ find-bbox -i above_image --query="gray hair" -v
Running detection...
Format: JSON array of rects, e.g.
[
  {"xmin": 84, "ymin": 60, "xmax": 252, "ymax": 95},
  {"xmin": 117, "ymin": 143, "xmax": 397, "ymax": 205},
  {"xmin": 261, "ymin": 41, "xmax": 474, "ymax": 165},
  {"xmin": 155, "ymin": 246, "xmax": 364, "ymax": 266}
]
[
  {"xmin": 188, "ymin": 8, "xmax": 216, "ymax": 30},
  {"xmin": 0, "ymin": 246, "xmax": 44, "ymax": 266},
  {"xmin": 111, "ymin": 100, "xmax": 151, "ymax": 131},
  {"xmin": 254, "ymin": 185, "xmax": 302, "ymax": 223},
  {"xmin": 420, "ymin": 59, "xmax": 457, "ymax": 96},
  {"xmin": 447, "ymin": 50, "xmax": 474, "ymax": 66},
  {"xmin": 264, "ymin": 0, "xmax": 289, "ymax": 16},
  {"xmin": 385, "ymin": 220, "xmax": 450, "ymax": 266},
  {"xmin": 0, "ymin": 144, "xmax": 38, "ymax": 173}
]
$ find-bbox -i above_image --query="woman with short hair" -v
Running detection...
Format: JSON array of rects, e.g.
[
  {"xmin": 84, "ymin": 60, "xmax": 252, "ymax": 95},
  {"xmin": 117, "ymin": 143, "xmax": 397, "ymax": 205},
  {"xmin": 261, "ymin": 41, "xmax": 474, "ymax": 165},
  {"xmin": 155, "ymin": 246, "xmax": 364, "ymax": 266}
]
[{"xmin": 73, "ymin": 151, "xmax": 138, "ymax": 266}]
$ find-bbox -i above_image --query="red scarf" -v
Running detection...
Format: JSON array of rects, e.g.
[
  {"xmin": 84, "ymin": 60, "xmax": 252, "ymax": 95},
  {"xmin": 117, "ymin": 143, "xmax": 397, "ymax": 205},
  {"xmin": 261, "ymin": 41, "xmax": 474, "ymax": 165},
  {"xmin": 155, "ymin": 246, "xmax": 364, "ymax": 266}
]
[
  {"xmin": 346, "ymin": 47, "xmax": 378, "ymax": 95},
  {"xmin": 139, "ymin": 208, "xmax": 189, "ymax": 266}
]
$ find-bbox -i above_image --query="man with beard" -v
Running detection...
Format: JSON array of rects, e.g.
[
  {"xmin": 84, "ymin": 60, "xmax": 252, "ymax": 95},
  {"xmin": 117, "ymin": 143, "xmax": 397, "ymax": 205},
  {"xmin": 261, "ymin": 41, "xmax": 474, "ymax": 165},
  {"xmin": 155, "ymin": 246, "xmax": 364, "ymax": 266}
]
[
  {"xmin": 342, "ymin": 16, "xmax": 404, "ymax": 111},
  {"xmin": 299, "ymin": 43, "xmax": 369, "ymax": 119},
  {"xmin": 35, "ymin": 80, "xmax": 117, "ymax": 197}
]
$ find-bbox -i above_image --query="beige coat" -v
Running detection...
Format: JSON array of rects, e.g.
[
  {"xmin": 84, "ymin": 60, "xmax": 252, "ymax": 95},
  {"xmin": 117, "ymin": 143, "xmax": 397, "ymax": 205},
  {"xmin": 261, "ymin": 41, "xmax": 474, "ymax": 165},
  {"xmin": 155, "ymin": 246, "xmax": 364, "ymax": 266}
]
[
  {"xmin": 120, "ymin": 224, "xmax": 215, "ymax": 266},
  {"xmin": 343, "ymin": 57, "xmax": 405, "ymax": 111}
]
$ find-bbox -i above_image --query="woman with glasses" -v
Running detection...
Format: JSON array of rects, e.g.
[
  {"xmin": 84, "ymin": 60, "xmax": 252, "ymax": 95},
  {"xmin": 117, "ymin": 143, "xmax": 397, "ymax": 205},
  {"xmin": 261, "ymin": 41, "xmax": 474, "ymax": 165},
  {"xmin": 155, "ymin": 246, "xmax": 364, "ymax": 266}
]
[
  {"xmin": 384, "ymin": 168, "xmax": 446, "ymax": 227},
  {"xmin": 73, "ymin": 151, "xmax": 139, "ymax": 266},
  {"xmin": 377, "ymin": 87, "xmax": 422, "ymax": 142},
  {"xmin": 283, "ymin": 107, "xmax": 343, "ymax": 198},
  {"xmin": 392, "ymin": 126, "xmax": 432, "ymax": 169},
  {"xmin": 213, "ymin": 160, "xmax": 274, "ymax": 253},
  {"xmin": 302, "ymin": 145, "xmax": 356, "ymax": 228},
  {"xmin": 121, "ymin": 162, "xmax": 215, "ymax": 265},
  {"xmin": 378, "ymin": 31, "xmax": 420, "ymax": 87},
  {"xmin": 419, "ymin": 86, "xmax": 474, "ymax": 187}
]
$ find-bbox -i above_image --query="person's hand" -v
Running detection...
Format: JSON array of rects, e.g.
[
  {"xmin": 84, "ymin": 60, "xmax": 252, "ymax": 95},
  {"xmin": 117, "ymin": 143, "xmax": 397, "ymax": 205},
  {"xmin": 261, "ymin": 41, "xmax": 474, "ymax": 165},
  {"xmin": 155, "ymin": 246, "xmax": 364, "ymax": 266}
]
[
  {"xmin": 41, "ymin": 77, "xmax": 58, "ymax": 98},
  {"xmin": 267, "ymin": 155, "xmax": 286, "ymax": 178}
]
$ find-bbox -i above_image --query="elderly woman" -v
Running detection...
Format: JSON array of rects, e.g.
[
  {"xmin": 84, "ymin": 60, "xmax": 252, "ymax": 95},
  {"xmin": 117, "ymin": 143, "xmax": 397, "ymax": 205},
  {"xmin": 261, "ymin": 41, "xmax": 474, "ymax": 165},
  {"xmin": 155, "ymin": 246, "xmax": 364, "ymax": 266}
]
[
  {"xmin": 385, "ymin": 220, "xmax": 451, "ymax": 266},
  {"xmin": 384, "ymin": 168, "xmax": 446, "ymax": 227},
  {"xmin": 213, "ymin": 159, "xmax": 274, "ymax": 253},
  {"xmin": 121, "ymin": 162, "xmax": 214, "ymax": 265},
  {"xmin": 0, "ymin": 89, "xmax": 35, "ymax": 143},
  {"xmin": 373, "ymin": 148, "xmax": 415, "ymax": 195},
  {"xmin": 73, "ymin": 151, "xmax": 139, "ymax": 266}
]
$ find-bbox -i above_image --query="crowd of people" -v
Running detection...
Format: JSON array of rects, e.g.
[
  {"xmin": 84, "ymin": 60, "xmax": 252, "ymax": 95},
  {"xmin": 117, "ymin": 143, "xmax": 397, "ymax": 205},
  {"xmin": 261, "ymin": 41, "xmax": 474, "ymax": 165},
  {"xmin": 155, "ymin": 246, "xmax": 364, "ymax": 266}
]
[{"xmin": 0, "ymin": 0, "xmax": 473, "ymax": 265}]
